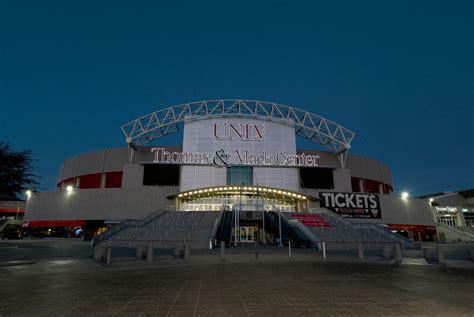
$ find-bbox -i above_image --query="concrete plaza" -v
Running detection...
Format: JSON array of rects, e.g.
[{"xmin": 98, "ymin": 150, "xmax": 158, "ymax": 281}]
[{"xmin": 0, "ymin": 240, "xmax": 474, "ymax": 316}]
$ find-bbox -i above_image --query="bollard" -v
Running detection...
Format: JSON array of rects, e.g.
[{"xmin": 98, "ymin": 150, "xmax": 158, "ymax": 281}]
[
  {"xmin": 106, "ymin": 247, "xmax": 112, "ymax": 265},
  {"xmin": 136, "ymin": 245, "xmax": 145, "ymax": 259},
  {"xmin": 395, "ymin": 243, "xmax": 402, "ymax": 263},
  {"xmin": 220, "ymin": 242, "xmax": 225, "ymax": 260},
  {"xmin": 437, "ymin": 245, "xmax": 445, "ymax": 265},
  {"xmin": 322, "ymin": 242, "xmax": 326, "ymax": 259},
  {"xmin": 254, "ymin": 241, "xmax": 259, "ymax": 260},
  {"xmin": 184, "ymin": 242, "xmax": 190, "ymax": 262},
  {"xmin": 288, "ymin": 241, "xmax": 292, "ymax": 258},
  {"xmin": 470, "ymin": 249, "xmax": 474, "ymax": 262},
  {"xmin": 147, "ymin": 242, "xmax": 153, "ymax": 262},
  {"xmin": 94, "ymin": 246, "xmax": 107, "ymax": 260},
  {"xmin": 382, "ymin": 244, "xmax": 392, "ymax": 259},
  {"xmin": 209, "ymin": 240, "xmax": 213, "ymax": 250},
  {"xmin": 357, "ymin": 242, "xmax": 364, "ymax": 260},
  {"xmin": 173, "ymin": 244, "xmax": 182, "ymax": 258}
]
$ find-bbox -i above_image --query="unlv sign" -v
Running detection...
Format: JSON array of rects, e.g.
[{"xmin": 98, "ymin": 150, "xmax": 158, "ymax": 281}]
[
  {"xmin": 319, "ymin": 192, "xmax": 381, "ymax": 219},
  {"xmin": 213, "ymin": 123, "xmax": 268, "ymax": 141}
]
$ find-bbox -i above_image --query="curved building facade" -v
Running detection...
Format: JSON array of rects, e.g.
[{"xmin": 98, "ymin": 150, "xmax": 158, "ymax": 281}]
[{"xmin": 24, "ymin": 100, "xmax": 435, "ymax": 241}]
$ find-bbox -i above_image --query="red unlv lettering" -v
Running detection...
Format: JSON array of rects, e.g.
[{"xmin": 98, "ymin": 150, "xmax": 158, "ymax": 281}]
[{"xmin": 213, "ymin": 123, "xmax": 268, "ymax": 141}]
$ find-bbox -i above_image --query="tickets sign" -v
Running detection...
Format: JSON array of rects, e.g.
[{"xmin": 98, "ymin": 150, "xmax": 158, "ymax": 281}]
[{"xmin": 319, "ymin": 192, "xmax": 381, "ymax": 219}]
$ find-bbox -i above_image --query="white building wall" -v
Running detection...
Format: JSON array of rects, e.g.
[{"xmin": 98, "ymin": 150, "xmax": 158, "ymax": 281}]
[
  {"xmin": 180, "ymin": 118, "xmax": 298, "ymax": 191},
  {"xmin": 253, "ymin": 167, "xmax": 298, "ymax": 190},
  {"xmin": 25, "ymin": 187, "xmax": 178, "ymax": 221}
]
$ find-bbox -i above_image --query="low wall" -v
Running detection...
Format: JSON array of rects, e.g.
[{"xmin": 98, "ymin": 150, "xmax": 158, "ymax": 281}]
[{"xmin": 25, "ymin": 186, "xmax": 178, "ymax": 221}]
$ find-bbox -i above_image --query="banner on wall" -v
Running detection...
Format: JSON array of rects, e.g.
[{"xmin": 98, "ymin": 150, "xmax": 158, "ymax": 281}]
[{"xmin": 319, "ymin": 192, "xmax": 381, "ymax": 219}]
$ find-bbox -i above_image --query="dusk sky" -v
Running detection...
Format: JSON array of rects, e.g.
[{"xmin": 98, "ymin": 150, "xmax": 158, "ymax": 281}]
[{"xmin": 1, "ymin": 0, "xmax": 472, "ymax": 195}]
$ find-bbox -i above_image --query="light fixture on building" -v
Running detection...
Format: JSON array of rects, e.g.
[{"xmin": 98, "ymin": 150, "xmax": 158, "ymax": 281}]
[
  {"xmin": 429, "ymin": 198, "xmax": 434, "ymax": 203},
  {"xmin": 401, "ymin": 192, "xmax": 409, "ymax": 199},
  {"xmin": 66, "ymin": 185, "xmax": 74, "ymax": 192}
]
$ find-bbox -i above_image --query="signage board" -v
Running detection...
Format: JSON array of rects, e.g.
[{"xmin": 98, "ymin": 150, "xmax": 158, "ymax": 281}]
[
  {"xmin": 434, "ymin": 206, "xmax": 457, "ymax": 213},
  {"xmin": 148, "ymin": 147, "xmax": 320, "ymax": 168},
  {"xmin": 319, "ymin": 192, "xmax": 381, "ymax": 219}
]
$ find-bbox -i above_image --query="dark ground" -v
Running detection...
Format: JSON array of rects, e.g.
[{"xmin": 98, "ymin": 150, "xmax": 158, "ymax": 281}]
[{"xmin": 0, "ymin": 239, "xmax": 473, "ymax": 316}]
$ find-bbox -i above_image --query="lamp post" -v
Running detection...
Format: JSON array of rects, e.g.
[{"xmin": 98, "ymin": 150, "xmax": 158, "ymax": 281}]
[
  {"xmin": 260, "ymin": 186, "xmax": 266, "ymax": 244},
  {"xmin": 278, "ymin": 209, "xmax": 282, "ymax": 247}
]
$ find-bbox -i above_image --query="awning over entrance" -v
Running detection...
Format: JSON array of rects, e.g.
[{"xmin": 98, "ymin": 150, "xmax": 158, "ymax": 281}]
[
  {"xmin": 167, "ymin": 185, "xmax": 316, "ymax": 201},
  {"xmin": 169, "ymin": 186, "xmax": 316, "ymax": 213}
]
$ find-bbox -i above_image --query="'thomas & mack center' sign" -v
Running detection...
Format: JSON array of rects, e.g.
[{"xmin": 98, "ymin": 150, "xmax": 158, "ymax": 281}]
[
  {"xmin": 146, "ymin": 122, "xmax": 320, "ymax": 168},
  {"xmin": 149, "ymin": 147, "xmax": 320, "ymax": 168},
  {"xmin": 319, "ymin": 192, "xmax": 381, "ymax": 219}
]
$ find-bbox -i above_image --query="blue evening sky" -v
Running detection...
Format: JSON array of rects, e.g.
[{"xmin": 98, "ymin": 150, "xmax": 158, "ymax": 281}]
[{"xmin": 1, "ymin": 0, "xmax": 472, "ymax": 195}]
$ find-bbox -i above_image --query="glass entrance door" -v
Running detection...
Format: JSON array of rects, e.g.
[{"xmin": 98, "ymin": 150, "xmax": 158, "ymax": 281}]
[{"xmin": 239, "ymin": 226, "xmax": 256, "ymax": 243}]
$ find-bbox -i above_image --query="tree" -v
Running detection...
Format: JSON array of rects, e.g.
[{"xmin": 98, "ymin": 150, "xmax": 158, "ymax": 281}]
[{"xmin": 0, "ymin": 142, "xmax": 40, "ymax": 201}]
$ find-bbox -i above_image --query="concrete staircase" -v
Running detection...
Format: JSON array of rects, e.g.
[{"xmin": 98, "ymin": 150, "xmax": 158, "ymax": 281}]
[
  {"xmin": 93, "ymin": 211, "xmax": 219, "ymax": 249},
  {"xmin": 286, "ymin": 208, "xmax": 416, "ymax": 250}
]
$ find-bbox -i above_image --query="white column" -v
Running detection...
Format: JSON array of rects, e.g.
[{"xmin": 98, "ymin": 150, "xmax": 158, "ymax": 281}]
[
  {"xmin": 332, "ymin": 168, "xmax": 352, "ymax": 192},
  {"xmin": 378, "ymin": 183, "xmax": 384, "ymax": 194},
  {"xmin": 74, "ymin": 177, "xmax": 80, "ymax": 188},
  {"xmin": 456, "ymin": 208, "xmax": 467, "ymax": 227},
  {"xmin": 101, "ymin": 174, "xmax": 106, "ymax": 188}
]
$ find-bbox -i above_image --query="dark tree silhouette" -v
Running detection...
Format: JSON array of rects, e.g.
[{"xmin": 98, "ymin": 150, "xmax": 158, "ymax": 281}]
[{"xmin": 0, "ymin": 142, "xmax": 39, "ymax": 201}]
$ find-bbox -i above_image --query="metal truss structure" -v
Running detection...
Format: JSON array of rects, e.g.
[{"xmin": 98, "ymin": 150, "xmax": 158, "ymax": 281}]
[{"xmin": 121, "ymin": 99, "xmax": 355, "ymax": 167}]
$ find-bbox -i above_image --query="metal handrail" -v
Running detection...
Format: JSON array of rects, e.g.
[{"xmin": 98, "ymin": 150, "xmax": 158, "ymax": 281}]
[
  {"xmin": 437, "ymin": 223, "xmax": 474, "ymax": 241},
  {"xmin": 91, "ymin": 209, "xmax": 167, "ymax": 247},
  {"xmin": 307, "ymin": 208, "xmax": 416, "ymax": 248}
]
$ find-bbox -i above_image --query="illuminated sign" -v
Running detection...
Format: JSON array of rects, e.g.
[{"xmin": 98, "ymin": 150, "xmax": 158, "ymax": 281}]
[
  {"xmin": 319, "ymin": 192, "xmax": 381, "ymax": 219},
  {"xmin": 435, "ymin": 206, "xmax": 457, "ymax": 213},
  {"xmin": 149, "ymin": 147, "xmax": 320, "ymax": 168},
  {"xmin": 213, "ymin": 123, "xmax": 268, "ymax": 141}
]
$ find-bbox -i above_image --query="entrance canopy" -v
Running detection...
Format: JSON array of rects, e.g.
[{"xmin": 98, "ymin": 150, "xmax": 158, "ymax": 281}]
[
  {"xmin": 121, "ymin": 99, "xmax": 355, "ymax": 167},
  {"xmin": 168, "ymin": 185, "xmax": 317, "ymax": 213}
]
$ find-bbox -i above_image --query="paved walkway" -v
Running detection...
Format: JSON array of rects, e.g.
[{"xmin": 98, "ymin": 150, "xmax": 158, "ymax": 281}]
[{"xmin": 1, "ymin": 240, "xmax": 474, "ymax": 316}]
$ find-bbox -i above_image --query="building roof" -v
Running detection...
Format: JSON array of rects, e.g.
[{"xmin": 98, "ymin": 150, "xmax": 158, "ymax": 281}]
[{"xmin": 418, "ymin": 188, "xmax": 474, "ymax": 199}]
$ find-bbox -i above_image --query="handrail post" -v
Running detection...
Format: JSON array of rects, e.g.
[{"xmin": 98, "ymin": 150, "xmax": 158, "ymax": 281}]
[
  {"xmin": 220, "ymin": 242, "xmax": 225, "ymax": 260},
  {"xmin": 357, "ymin": 241, "xmax": 364, "ymax": 260},
  {"xmin": 106, "ymin": 247, "xmax": 112, "ymax": 265},
  {"xmin": 147, "ymin": 242, "xmax": 153, "ymax": 262},
  {"xmin": 394, "ymin": 243, "xmax": 402, "ymax": 264},
  {"xmin": 436, "ymin": 244, "xmax": 445, "ymax": 266},
  {"xmin": 184, "ymin": 241, "xmax": 190, "ymax": 262}
]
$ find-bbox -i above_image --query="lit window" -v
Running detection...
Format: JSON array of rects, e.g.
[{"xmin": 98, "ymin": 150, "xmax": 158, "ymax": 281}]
[{"xmin": 226, "ymin": 166, "xmax": 253, "ymax": 185}]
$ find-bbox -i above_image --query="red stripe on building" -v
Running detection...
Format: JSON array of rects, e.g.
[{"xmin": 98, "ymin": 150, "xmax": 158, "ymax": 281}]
[
  {"xmin": 23, "ymin": 220, "xmax": 87, "ymax": 227},
  {"xmin": 0, "ymin": 208, "xmax": 26, "ymax": 213},
  {"xmin": 386, "ymin": 224, "xmax": 436, "ymax": 233}
]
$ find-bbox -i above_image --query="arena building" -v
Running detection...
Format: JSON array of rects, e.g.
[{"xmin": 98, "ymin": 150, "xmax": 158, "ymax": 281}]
[{"xmin": 24, "ymin": 100, "xmax": 440, "ymax": 245}]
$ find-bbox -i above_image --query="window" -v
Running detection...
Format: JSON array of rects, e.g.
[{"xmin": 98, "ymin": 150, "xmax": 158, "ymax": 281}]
[
  {"xmin": 143, "ymin": 164, "xmax": 180, "ymax": 186},
  {"xmin": 227, "ymin": 166, "xmax": 253, "ymax": 185},
  {"xmin": 299, "ymin": 167, "xmax": 334, "ymax": 189}
]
